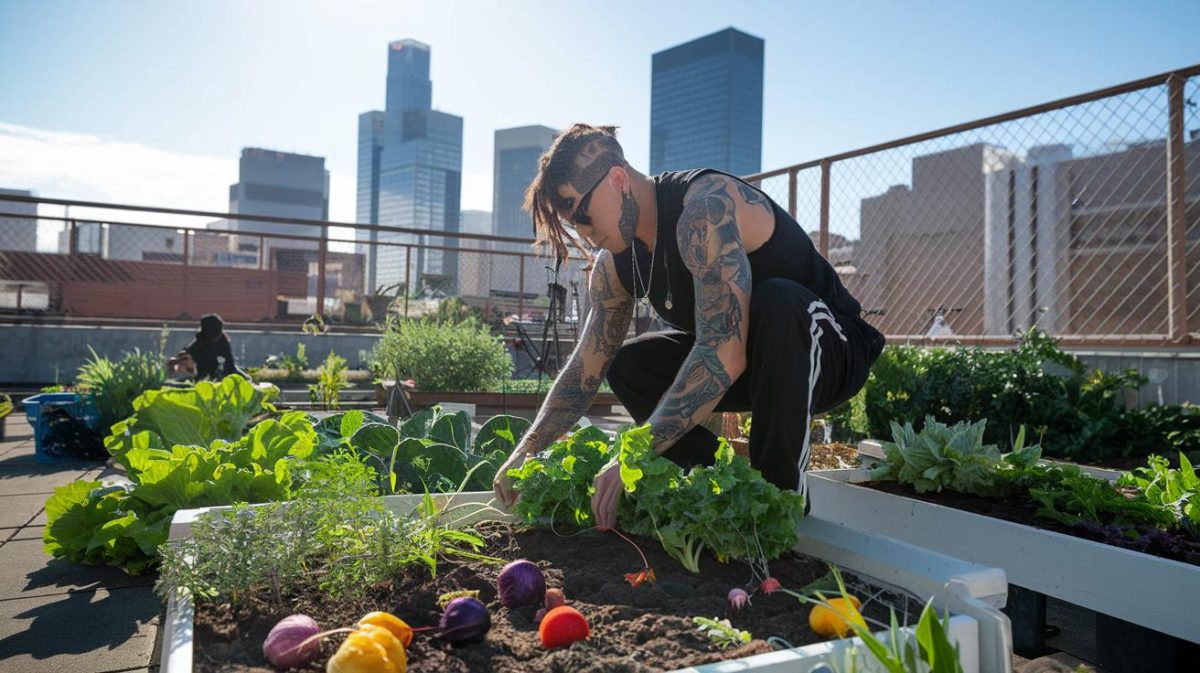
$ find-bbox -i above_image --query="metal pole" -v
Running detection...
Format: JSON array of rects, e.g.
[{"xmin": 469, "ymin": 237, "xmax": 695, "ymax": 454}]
[
  {"xmin": 819, "ymin": 159, "xmax": 831, "ymax": 257},
  {"xmin": 259, "ymin": 235, "xmax": 265, "ymax": 270},
  {"xmin": 404, "ymin": 245, "xmax": 412, "ymax": 318},
  {"xmin": 788, "ymin": 167, "xmax": 798, "ymax": 219},
  {"xmin": 68, "ymin": 219, "xmax": 77, "ymax": 255},
  {"xmin": 1166, "ymin": 74, "xmax": 1188, "ymax": 342},
  {"xmin": 316, "ymin": 228, "xmax": 328, "ymax": 319},
  {"xmin": 518, "ymin": 257, "xmax": 526, "ymax": 321}
]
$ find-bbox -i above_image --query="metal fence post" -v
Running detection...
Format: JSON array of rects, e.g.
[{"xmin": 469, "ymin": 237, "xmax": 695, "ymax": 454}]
[
  {"xmin": 316, "ymin": 228, "xmax": 328, "ymax": 319},
  {"xmin": 788, "ymin": 167, "xmax": 798, "ymax": 219},
  {"xmin": 1166, "ymin": 74, "xmax": 1188, "ymax": 342},
  {"xmin": 404, "ymin": 245, "xmax": 412, "ymax": 318},
  {"xmin": 819, "ymin": 159, "xmax": 831, "ymax": 257},
  {"xmin": 68, "ymin": 219, "xmax": 77, "ymax": 255},
  {"xmin": 518, "ymin": 257, "xmax": 526, "ymax": 321}
]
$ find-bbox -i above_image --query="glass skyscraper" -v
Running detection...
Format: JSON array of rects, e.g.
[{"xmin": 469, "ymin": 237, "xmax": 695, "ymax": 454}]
[
  {"xmin": 356, "ymin": 39, "xmax": 463, "ymax": 295},
  {"xmin": 493, "ymin": 125, "xmax": 557, "ymax": 241},
  {"xmin": 650, "ymin": 28, "xmax": 764, "ymax": 176}
]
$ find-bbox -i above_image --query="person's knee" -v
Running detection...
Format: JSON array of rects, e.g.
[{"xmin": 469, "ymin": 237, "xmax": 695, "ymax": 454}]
[{"xmin": 751, "ymin": 279, "xmax": 817, "ymax": 316}]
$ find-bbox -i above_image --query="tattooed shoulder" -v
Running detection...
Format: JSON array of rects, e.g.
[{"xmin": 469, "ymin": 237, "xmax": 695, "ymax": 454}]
[{"xmin": 734, "ymin": 181, "xmax": 773, "ymax": 216}]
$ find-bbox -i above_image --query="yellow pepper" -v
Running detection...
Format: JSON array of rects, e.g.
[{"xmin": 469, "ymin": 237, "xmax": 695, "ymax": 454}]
[
  {"xmin": 809, "ymin": 595, "xmax": 867, "ymax": 639},
  {"xmin": 358, "ymin": 612, "xmax": 414, "ymax": 648},
  {"xmin": 326, "ymin": 623, "xmax": 406, "ymax": 673}
]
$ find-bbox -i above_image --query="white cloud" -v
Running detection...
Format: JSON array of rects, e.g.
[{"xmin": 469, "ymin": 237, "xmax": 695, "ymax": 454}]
[
  {"xmin": 0, "ymin": 121, "xmax": 360, "ymax": 230},
  {"xmin": 0, "ymin": 121, "xmax": 494, "ymax": 231}
]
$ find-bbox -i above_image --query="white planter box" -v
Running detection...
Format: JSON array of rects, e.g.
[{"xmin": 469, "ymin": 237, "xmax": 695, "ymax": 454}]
[
  {"xmin": 807, "ymin": 456, "xmax": 1200, "ymax": 645},
  {"xmin": 162, "ymin": 492, "xmax": 1013, "ymax": 673}
]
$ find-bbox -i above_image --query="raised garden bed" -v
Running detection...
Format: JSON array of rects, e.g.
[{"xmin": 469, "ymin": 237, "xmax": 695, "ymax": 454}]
[
  {"xmin": 162, "ymin": 492, "xmax": 1012, "ymax": 673},
  {"xmin": 806, "ymin": 450, "xmax": 1200, "ymax": 648}
]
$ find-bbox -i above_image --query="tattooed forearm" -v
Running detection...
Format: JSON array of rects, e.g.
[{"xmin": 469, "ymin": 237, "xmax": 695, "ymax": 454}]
[
  {"xmin": 520, "ymin": 253, "xmax": 632, "ymax": 454},
  {"xmin": 648, "ymin": 175, "xmax": 752, "ymax": 452}
]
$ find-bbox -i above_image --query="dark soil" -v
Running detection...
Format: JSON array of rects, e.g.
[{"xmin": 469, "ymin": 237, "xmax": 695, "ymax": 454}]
[
  {"xmin": 865, "ymin": 481, "xmax": 1200, "ymax": 566},
  {"xmin": 193, "ymin": 522, "xmax": 887, "ymax": 673}
]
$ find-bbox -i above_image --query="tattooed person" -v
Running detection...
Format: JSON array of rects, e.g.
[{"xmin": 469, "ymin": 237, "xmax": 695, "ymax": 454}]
[{"xmin": 493, "ymin": 124, "xmax": 885, "ymax": 529}]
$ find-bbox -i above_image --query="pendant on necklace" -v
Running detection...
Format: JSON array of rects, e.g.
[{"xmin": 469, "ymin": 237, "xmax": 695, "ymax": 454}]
[{"xmin": 664, "ymin": 293, "xmax": 673, "ymax": 310}]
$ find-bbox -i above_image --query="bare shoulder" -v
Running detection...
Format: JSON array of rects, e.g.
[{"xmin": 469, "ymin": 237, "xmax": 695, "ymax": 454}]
[{"xmin": 680, "ymin": 173, "xmax": 774, "ymax": 253}]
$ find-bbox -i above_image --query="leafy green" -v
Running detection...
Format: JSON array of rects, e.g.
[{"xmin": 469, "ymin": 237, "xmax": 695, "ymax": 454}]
[
  {"xmin": 105, "ymin": 376, "xmax": 279, "ymax": 473},
  {"xmin": 510, "ymin": 424, "xmax": 804, "ymax": 573},
  {"xmin": 1118, "ymin": 453, "xmax": 1200, "ymax": 538},
  {"xmin": 509, "ymin": 425, "xmax": 613, "ymax": 527},
  {"xmin": 860, "ymin": 327, "xmax": 1189, "ymax": 461},
  {"xmin": 871, "ymin": 418, "xmax": 1002, "ymax": 494},
  {"xmin": 44, "ymin": 411, "xmax": 315, "ymax": 573}
]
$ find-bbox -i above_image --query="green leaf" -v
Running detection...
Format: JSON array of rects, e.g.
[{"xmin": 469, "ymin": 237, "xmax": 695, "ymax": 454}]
[
  {"xmin": 429, "ymin": 411, "xmax": 472, "ymax": 451},
  {"xmin": 339, "ymin": 410, "xmax": 365, "ymax": 438},
  {"xmin": 474, "ymin": 415, "xmax": 530, "ymax": 456}
]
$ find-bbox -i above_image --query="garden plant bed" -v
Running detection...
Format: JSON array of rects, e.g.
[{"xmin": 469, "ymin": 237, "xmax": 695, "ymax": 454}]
[
  {"xmin": 806, "ymin": 466, "xmax": 1200, "ymax": 646},
  {"xmin": 863, "ymin": 480, "xmax": 1200, "ymax": 566},
  {"xmin": 191, "ymin": 521, "xmax": 890, "ymax": 673},
  {"xmin": 165, "ymin": 492, "xmax": 1010, "ymax": 673}
]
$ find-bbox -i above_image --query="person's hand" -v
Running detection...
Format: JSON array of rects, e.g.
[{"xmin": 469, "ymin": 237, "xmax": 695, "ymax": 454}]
[
  {"xmin": 591, "ymin": 459, "xmax": 624, "ymax": 530},
  {"xmin": 493, "ymin": 450, "xmax": 528, "ymax": 509}
]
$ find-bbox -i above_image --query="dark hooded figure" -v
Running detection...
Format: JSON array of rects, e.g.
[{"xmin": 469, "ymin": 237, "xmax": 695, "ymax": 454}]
[{"xmin": 176, "ymin": 314, "xmax": 249, "ymax": 381}]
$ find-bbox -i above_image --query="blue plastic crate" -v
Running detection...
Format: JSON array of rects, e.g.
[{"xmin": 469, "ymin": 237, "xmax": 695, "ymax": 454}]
[{"xmin": 21, "ymin": 393, "xmax": 101, "ymax": 464}]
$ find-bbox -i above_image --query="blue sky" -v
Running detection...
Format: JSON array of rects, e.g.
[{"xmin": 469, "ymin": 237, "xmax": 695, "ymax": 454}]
[{"xmin": 1, "ymin": 0, "xmax": 1197, "ymax": 222}]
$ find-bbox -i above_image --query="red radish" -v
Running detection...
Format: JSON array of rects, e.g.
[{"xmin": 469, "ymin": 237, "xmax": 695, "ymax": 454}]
[
  {"xmin": 544, "ymin": 588, "xmax": 566, "ymax": 610},
  {"xmin": 538, "ymin": 605, "xmax": 590, "ymax": 649},
  {"xmin": 760, "ymin": 577, "xmax": 782, "ymax": 594}
]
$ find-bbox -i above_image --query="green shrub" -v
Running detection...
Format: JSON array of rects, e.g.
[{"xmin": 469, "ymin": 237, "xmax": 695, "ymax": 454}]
[
  {"xmin": 76, "ymin": 347, "xmax": 166, "ymax": 434},
  {"xmin": 308, "ymin": 351, "xmax": 350, "ymax": 410},
  {"xmin": 860, "ymin": 328, "xmax": 1160, "ymax": 460},
  {"xmin": 369, "ymin": 317, "xmax": 512, "ymax": 392}
]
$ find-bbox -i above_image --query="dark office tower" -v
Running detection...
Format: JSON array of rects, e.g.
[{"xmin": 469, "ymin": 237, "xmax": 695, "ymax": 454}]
[{"xmin": 650, "ymin": 27, "xmax": 764, "ymax": 176}]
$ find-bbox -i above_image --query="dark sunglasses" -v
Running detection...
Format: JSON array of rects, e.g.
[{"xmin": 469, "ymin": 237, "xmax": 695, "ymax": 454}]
[{"xmin": 568, "ymin": 176, "xmax": 605, "ymax": 227}]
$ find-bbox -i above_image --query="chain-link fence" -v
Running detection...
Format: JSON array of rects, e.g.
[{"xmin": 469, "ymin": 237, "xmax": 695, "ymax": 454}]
[
  {"xmin": 0, "ymin": 196, "xmax": 589, "ymax": 332},
  {"xmin": 2, "ymin": 66, "xmax": 1197, "ymax": 346},
  {"xmin": 749, "ymin": 66, "xmax": 1200, "ymax": 345}
]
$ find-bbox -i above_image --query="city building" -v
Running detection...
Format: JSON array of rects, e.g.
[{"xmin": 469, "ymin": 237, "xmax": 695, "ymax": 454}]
[
  {"xmin": 493, "ymin": 125, "xmax": 556, "ymax": 240},
  {"xmin": 357, "ymin": 39, "xmax": 464, "ymax": 296},
  {"xmin": 650, "ymin": 28, "xmax": 764, "ymax": 175},
  {"xmin": 853, "ymin": 138, "xmax": 1200, "ymax": 337}
]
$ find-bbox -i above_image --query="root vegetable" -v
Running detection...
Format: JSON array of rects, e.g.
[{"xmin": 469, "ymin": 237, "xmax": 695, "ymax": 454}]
[
  {"xmin": 497, "ymin": 559, "xmax": 546, "ymax": 608},
  {"xmin": 262, "ymin": 614, "xmax": 321, "ymax": 669},
  {"xmin": 538, "ymin": 605, "xmax": 590, "ymax": 649},
  {"xmin": 439, "ymin": 596, "xmax": 491, "ymax": 645}
]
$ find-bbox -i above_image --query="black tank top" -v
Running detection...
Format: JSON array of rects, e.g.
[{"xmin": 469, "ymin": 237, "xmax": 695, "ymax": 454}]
[{"xmin": 613, "ymin": 168, "xmax": 865, "ymax": 334}]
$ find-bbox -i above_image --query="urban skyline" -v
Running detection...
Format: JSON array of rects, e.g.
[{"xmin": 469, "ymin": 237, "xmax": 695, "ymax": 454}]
[{"xmin": 5, "ymin": 2, "xmax": 1196, "ymax": 229}]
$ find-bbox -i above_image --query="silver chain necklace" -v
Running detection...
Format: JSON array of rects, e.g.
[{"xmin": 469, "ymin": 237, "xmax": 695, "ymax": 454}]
[
  {"xmin": 631, "ymin": 183, "xmax": 673, "ymax": 311},
  {"xmin": 631, "ymin": 184, "xmax": 657, "ymax": 309}
]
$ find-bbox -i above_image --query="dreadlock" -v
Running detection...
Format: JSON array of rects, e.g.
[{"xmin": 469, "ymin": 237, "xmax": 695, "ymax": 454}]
[{"xmin": 524, "ymin": 123, "xmax": 626, "ymax": 265}]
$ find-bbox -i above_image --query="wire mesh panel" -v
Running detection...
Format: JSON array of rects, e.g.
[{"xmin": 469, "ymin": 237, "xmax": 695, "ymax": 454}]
[{"xmin": 747, "ymin": 66, "xmax": 1200, "ymax": 344}]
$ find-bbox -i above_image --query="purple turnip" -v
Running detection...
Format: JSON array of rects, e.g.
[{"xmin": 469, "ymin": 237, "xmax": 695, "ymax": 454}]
[
  {"xmin": 497, "ymin": 559, "xmax": 546, "ymax": 608},
  {"xmin": 262, "ymin": 614, "xmax": 321, "ymax": 669}
]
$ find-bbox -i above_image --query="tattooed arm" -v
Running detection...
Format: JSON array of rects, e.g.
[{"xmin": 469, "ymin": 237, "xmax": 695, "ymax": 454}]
[
  {"xmin": 495, "ymin": 251, "xmax": 633, "ymax": 499},
  {"xmin": 646, "ymin": 174, "xmax": 753, "ymax": 453}
]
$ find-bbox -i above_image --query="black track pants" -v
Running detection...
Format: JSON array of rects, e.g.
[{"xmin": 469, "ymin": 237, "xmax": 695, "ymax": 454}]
[{"xmin": 606, "ymin": 278, "xmax": 885, "ymax": 497}]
